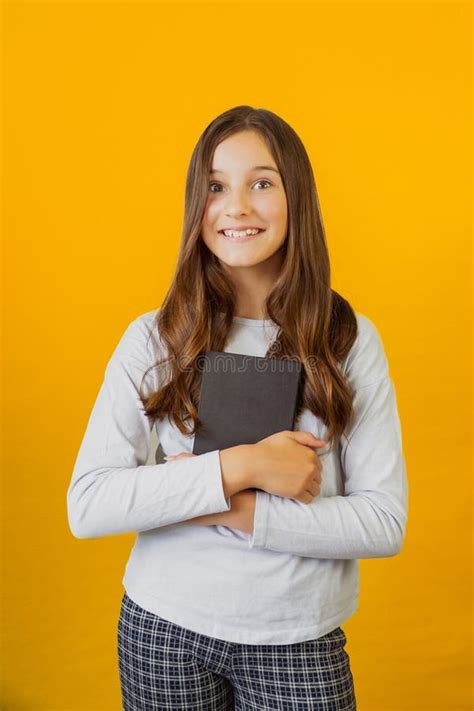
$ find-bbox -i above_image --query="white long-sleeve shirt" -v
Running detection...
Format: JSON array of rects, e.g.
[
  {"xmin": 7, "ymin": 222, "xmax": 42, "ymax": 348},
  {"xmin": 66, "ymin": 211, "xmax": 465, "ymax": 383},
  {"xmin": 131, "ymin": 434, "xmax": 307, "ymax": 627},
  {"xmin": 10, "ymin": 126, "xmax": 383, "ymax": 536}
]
[{"xmin": 66, "ymin": 308, "xmax": 408, "ymax": 644}]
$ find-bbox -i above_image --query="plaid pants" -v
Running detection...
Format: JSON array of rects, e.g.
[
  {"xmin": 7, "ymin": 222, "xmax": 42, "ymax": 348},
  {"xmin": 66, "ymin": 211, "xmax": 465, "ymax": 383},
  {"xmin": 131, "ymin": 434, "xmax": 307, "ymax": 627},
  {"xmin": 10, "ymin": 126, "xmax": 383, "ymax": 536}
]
[{"xmin": 118, "ymin": 592, "xmax": 357, "ymax": 710}]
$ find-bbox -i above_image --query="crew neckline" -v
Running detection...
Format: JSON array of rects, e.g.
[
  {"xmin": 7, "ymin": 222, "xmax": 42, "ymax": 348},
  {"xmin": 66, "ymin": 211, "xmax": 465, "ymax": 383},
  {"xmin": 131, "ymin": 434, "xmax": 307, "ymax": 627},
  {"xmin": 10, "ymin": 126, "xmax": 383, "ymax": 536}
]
[
  {"xmin": 217, "ymin": 310, "xmax": 276, "ymax": 328},
  {"xmin": 232, "ymin": 315, "xmax": 276, "ymax": 327}
]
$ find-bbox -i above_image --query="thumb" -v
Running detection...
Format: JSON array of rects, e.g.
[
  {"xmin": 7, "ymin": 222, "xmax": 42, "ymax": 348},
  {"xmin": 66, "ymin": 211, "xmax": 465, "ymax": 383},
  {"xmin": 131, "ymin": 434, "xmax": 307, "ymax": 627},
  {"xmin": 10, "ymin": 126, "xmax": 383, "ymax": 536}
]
[{"xmin": 286, "ymin": 430, "xmax": 326, "ymax": 448}]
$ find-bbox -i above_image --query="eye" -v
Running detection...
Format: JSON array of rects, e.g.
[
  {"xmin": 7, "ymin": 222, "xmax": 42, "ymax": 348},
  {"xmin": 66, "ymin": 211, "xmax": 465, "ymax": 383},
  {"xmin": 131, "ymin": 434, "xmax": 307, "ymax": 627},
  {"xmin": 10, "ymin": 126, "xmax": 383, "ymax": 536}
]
[
  {"xmin": 254, "ymin": 179, "xmax": 272, "ymax": 189},
  {"xmin": 208, "ymin": 179, "xmax": 272, "ymax": 193}
]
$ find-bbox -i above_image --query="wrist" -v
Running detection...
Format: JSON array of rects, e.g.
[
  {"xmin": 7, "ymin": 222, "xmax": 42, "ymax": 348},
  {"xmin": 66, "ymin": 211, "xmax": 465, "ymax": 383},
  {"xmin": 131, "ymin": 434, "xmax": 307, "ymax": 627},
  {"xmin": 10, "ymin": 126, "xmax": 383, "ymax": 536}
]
[
  {"xmin": 239, "ymin": 444, "xmax": 262, "ymax": 489},
  {"xmin": 219, "ymin": 444, "xmax": 256, "ymax": 497}
]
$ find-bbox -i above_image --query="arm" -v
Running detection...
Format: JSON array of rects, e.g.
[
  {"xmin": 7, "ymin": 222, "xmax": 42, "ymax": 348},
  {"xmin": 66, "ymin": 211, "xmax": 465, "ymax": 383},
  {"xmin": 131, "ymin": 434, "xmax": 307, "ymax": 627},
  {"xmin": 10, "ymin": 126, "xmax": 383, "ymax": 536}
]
[
  {"xmin": 66, "ymin": 313, "xmax": 250, "ymax": 539},
  {"xmin": 247, "ymin": 315, "xmax": 408, "ymax": 559},
  {"xmin": 182, "ymin": 489, "xmax": 257, "ymax": 533},
  {"xmin": 166, "ymin": 451, "xmax": 257, "ymax": 533}
]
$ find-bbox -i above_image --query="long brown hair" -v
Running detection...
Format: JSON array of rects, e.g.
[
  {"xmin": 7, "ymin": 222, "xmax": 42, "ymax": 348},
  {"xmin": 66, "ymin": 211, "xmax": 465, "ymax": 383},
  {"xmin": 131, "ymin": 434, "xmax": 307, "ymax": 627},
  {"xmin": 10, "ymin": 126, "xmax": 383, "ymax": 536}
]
[{"xmin": 140, "ymin": 105, "xmax": 358, "ymax": 451}]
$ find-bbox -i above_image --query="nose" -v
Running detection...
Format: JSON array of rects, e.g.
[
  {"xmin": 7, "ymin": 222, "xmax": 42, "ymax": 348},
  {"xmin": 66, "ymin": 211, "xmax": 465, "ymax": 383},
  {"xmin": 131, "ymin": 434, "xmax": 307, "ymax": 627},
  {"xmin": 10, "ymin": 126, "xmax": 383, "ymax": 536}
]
[{"xmin": 224, "ymin": 186, "xmax": 251, "ymax": 217}]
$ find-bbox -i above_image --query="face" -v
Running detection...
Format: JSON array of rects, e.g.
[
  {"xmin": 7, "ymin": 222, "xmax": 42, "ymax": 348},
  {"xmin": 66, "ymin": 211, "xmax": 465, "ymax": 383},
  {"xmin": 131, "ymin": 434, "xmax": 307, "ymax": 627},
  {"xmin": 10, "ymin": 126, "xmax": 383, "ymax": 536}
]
[{"xmin": 201, "ymin": 130, "xmax": 288, "ymax": 272}]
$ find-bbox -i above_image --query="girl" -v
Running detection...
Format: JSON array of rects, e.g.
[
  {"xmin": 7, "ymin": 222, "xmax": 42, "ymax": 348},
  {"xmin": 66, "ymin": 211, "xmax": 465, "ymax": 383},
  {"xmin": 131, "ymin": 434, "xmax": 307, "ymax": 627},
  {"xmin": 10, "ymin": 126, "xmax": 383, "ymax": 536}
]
[{"xmin": 67, "ymin": 105, "xmax": 408, "ymax": 710}]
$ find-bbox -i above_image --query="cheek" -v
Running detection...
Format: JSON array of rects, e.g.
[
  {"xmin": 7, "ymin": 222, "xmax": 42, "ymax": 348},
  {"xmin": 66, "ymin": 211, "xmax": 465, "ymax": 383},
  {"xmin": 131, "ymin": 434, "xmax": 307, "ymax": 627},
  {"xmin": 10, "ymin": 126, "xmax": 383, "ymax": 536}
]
[
  {"xmin": 203, "ymin": 200, "xmax": 220, "ymax": 225},
  {"xmin": 264, "ymin": 196, "xmax": 287, "ymax": 224}
]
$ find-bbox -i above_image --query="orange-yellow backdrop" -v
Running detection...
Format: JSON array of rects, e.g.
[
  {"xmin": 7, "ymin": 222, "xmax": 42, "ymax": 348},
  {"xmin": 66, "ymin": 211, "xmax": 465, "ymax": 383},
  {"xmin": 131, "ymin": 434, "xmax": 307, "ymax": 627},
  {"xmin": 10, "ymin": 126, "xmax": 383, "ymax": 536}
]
[{"xmin": 2, "ymin": 1, "xmax": 472, "ymax": 709}]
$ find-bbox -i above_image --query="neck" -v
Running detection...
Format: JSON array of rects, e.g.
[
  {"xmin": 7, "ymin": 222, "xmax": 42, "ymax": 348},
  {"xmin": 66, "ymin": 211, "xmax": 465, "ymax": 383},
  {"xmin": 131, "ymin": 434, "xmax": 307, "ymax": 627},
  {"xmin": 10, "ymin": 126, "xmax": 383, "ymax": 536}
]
[{"xmin": 223, "ymin": 250, "xmax": 283, "ymax": 320}]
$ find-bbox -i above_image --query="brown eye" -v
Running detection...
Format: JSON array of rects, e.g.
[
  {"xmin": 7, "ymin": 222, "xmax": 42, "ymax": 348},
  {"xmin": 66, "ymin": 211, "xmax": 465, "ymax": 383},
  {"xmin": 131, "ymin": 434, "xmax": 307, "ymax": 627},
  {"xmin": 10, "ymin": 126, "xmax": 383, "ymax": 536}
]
[{"xmin": 254, "ymin": 180, "xmax": 272, "ymax": 189}]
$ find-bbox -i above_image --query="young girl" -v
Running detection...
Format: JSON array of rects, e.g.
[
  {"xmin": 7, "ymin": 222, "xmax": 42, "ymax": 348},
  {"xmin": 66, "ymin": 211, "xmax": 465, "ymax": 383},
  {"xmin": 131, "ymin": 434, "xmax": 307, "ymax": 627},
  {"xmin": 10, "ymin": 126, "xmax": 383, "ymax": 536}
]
[{"xmin": 67, "ymin": 105, "xmax": 408, "ymax": 710}]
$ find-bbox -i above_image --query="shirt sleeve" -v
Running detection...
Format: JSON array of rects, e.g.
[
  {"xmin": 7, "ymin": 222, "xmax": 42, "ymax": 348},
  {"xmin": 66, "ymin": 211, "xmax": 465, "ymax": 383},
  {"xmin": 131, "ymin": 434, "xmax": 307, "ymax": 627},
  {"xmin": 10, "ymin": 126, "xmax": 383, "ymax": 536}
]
[
  {"xmin": 247, "ymin": 313, "xmax": 408, "ymax": 559},
  {"xmin": 66, "ymin": 312, "xmax": 231, "ymax": 539}
]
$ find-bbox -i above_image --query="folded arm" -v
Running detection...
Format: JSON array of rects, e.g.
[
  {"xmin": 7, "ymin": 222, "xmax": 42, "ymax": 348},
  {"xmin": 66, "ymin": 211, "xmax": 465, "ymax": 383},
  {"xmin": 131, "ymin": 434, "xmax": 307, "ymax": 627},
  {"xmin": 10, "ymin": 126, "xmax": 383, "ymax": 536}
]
[
  {"xmin": 66, "ymin": 315, "xmax": 239, "ymax": 539},
  {"xmin": 248, "ymin": 377, "xmax": 407, "ymax": 558},
  {"xmin": 247, "ymin": 315, "xmax": 409, "ymax": 559}
]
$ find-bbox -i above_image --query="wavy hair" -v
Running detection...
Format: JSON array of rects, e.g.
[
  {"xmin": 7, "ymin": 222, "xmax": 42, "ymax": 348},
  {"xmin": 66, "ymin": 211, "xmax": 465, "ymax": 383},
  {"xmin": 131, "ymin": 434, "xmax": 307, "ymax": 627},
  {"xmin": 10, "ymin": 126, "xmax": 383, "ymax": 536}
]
[{"xmin": 139, "ymin": 105, "xmax": 358, "ymax": 451}]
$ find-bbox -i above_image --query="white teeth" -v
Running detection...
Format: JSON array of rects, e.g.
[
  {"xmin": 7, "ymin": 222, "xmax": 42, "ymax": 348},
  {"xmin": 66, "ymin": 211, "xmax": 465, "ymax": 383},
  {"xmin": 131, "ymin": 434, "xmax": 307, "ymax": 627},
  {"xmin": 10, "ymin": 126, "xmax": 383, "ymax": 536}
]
[{"xmin": 223, "ymin": 228, "xmax": 261, "ymax": 238}]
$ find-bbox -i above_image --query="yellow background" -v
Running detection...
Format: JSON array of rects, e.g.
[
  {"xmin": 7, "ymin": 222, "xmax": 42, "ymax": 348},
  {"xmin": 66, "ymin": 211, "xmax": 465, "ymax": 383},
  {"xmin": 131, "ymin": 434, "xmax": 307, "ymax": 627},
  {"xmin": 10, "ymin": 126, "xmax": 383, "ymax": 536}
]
[{"xmin": 2, "ymin": 1, "xmax": 472, "ymax": 709}]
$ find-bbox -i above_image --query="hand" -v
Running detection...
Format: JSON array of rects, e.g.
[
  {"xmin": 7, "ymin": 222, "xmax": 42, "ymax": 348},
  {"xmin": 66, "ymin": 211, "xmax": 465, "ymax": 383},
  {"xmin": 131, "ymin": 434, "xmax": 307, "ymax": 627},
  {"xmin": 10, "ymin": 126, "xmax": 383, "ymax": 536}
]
[
  {"xmin": 252, "ymin": 430, "xmax": 326, "ymax": 504},
  {"xmin": 163, "ymin": 451, "xmax": 196, "ymax": 462},
  {"xmin": 226, "ymin": 488, "xmax": 256, "ymax": 535}
]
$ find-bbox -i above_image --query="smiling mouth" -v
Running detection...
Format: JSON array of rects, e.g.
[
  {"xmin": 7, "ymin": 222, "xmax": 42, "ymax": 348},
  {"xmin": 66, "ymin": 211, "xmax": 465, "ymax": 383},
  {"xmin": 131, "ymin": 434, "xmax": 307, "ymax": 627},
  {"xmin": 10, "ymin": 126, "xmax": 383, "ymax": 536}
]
[{"xmin": 218, "ymin": 228, "xmax": 266, "ymax": 242}]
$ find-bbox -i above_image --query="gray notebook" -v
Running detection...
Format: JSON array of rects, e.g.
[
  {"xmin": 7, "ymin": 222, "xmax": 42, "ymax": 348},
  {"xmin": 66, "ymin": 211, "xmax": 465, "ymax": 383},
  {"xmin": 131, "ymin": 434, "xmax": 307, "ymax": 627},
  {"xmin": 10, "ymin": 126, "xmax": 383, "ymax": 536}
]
[{"xmin": 192, "ymin": 351, "xmax": 303, "ymax": 455}]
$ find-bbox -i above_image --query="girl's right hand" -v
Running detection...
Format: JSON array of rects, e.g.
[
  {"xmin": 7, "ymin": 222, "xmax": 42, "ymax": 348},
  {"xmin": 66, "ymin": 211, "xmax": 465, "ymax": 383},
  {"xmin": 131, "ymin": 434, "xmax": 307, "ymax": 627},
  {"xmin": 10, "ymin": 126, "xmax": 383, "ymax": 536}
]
[{"xmin": 251, "ymin": 430, "xmax": 326, "ymax": 503}]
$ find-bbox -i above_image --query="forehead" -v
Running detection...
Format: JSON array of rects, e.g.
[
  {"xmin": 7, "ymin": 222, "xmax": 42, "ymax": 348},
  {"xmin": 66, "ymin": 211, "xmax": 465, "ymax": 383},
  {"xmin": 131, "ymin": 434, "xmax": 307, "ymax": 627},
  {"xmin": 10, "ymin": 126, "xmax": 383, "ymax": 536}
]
[{"xmin": 210, "ymin": 131, "xmax": 279, "ymax": 175}]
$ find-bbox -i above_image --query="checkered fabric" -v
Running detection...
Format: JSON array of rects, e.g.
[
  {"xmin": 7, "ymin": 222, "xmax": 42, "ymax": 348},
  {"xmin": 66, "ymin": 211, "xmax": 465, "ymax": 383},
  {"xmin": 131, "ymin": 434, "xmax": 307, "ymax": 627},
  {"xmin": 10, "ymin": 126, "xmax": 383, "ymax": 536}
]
[{"xmin": 118, "ymin": 592, "xmax": 356, "ymax": 710}]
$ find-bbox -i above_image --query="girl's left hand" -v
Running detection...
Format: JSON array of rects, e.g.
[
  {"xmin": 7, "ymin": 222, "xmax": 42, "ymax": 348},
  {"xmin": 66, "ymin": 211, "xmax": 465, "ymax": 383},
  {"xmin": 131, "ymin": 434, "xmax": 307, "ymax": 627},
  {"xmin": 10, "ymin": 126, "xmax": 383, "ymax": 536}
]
[{"xmin": 164, "ymin": 452, "xmax": 196, "ymax": 461}]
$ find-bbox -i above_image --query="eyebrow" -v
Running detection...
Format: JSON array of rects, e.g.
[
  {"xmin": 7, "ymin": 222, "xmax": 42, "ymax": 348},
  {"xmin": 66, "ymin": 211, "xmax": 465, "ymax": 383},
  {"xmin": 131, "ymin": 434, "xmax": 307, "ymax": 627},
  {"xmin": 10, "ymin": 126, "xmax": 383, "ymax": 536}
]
[{"xmin": 209, "ymin": 165, "xmax": 280, "ymax": 175}]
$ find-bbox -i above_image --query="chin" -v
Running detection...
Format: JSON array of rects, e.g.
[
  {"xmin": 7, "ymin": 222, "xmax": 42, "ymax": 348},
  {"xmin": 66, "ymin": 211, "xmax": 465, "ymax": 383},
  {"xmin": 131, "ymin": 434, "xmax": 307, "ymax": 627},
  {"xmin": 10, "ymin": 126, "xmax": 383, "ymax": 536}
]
[{"xmin": 219, "ymin": 255, "xmax": 265, "ymax": 268}]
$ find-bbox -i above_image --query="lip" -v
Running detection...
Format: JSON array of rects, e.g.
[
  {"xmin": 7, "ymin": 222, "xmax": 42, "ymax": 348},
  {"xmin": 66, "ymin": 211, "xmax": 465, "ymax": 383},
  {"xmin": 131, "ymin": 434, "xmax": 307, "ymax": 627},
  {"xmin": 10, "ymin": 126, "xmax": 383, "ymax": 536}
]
[{"xmin": 218, "ymin": 226, "xmax": 265, "ymax": 232}]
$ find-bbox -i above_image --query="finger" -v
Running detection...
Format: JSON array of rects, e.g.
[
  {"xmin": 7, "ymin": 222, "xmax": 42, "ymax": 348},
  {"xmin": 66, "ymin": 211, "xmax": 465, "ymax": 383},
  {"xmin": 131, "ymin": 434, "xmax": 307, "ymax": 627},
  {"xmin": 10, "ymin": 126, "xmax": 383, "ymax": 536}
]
[
  {"xmin": 164, "ymin": 452, "xmax": 196, "ymax": 460},
  {"xmin": 305, "ymin": 482, "xmax": 320, "ymax": 497}
]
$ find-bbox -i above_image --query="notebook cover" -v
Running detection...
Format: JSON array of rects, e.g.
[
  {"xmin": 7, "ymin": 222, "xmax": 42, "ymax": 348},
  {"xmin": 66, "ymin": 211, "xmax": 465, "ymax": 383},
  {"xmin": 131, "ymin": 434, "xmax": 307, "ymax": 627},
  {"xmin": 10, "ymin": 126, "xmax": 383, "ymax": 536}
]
[{"xmin": 192, "ymin": 351, "xmax": 303, "ymax": 455}]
